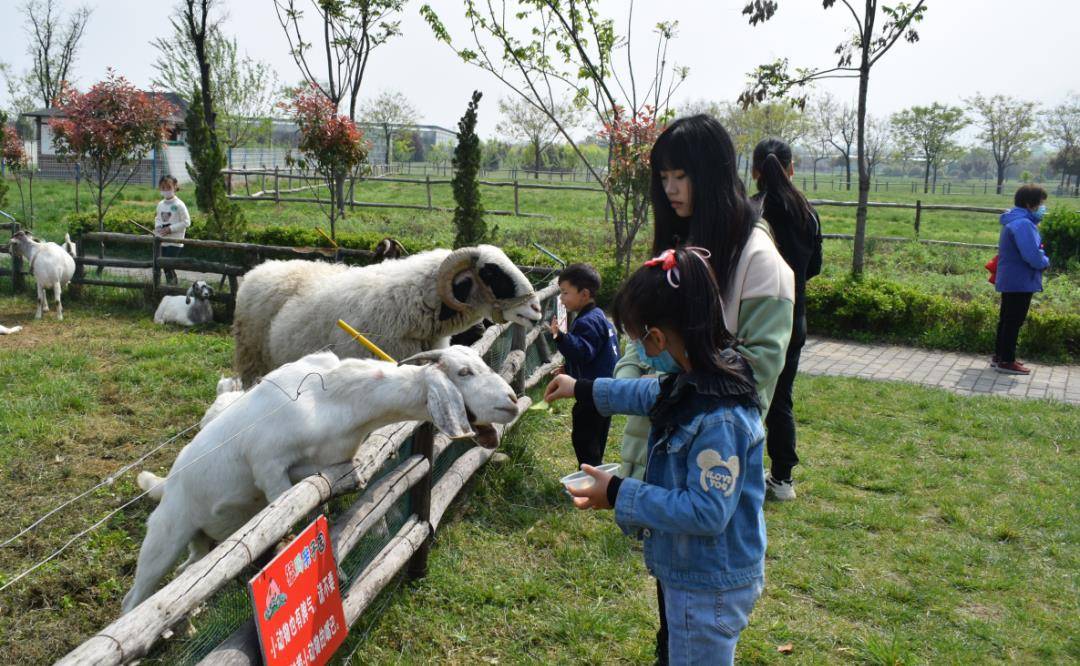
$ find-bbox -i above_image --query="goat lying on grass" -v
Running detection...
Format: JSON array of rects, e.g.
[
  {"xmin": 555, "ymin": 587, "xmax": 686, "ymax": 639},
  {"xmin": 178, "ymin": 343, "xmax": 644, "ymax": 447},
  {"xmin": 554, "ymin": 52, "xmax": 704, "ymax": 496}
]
[
  {"xmin": 154, "ymin": 280, "xmax": 214, "ymax": 326},
  {"xmin": 123, "ymin": 345, "xmax": 519, "ymax": 613},
  {"xmin": 8, "ymin": 231, "xmax": 76, "ymax": 320},
  {"xmin": 0, "ymin": 324, "xmax": 21, "ymax": 335}
]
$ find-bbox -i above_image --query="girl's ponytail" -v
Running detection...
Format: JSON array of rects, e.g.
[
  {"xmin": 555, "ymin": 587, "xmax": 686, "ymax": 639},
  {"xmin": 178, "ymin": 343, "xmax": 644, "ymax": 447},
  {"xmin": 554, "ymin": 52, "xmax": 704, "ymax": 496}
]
[{"xmin": 752, "ymin": 138, "xmax": 814, "ymax": 232}]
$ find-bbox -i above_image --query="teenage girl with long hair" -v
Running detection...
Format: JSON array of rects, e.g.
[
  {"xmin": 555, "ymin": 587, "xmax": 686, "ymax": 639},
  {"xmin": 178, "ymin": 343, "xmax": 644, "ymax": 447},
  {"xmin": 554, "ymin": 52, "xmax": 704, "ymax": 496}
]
[
  {"xmin": 546, "ymin": 248, "xmax": 767, "ymax": 665},
  {"xmin": 613, "ymin": 114, "xmax": 794, "ymax": 663},
  {"xmin": 750, "ymin": 138, "xmax": 823, "ymax": 500}
]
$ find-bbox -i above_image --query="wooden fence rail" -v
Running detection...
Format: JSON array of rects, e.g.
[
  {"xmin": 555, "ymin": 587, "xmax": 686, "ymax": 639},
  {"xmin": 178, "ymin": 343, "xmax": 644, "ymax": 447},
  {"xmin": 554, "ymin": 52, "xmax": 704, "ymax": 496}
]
[{"xmin": 57, "ymin": 281, "xmax": 562, "ymax": 665}]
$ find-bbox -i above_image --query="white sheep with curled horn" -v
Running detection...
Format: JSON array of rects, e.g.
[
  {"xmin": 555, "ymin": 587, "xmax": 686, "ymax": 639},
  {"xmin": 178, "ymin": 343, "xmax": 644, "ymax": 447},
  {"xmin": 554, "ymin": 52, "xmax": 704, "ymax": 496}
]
[
  {"xmin": 231, "ymin": 245, "xmax": 542, "ymax": 387},
  {"xmin": 124, "ymin": 345, "xmax": 520, "ymax": 613}
]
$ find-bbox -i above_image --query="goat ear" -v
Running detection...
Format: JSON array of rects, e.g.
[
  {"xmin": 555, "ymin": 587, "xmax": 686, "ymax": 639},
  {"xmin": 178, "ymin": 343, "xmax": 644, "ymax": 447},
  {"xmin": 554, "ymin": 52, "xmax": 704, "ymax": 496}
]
[{"xmin": 423, "ymin": 367, "xmax": 474, "ymax": 439}]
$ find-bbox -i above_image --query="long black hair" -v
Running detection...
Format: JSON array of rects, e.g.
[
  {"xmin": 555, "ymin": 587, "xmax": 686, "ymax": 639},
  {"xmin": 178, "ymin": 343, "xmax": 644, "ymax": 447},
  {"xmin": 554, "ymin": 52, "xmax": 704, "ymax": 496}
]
[
  {"xmin": 751, "ymin": 138, "xmax": 815, "ymax": 232},
  {"xmin": 650, "ymin": 115, "xmax": 758, "ymax": 297},
  {"xmin": 611, "ymin": 248, "xmax": 740, "ymax": 378}
]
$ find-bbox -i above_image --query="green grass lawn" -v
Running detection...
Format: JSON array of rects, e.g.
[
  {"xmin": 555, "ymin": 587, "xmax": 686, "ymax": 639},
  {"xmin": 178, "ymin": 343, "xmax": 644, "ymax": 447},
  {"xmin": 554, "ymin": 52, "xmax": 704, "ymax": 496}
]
[{"xmin": 0, "ymin": 292, "xmax": 1077, "ymax": 663}]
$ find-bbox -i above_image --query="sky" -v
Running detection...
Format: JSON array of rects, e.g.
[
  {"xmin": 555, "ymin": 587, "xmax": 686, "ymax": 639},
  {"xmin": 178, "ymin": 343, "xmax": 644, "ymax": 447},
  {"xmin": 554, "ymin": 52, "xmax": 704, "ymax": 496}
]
[{"xmin": 0, "ymin": 0, "xmax": 1077, "ymax": 142}]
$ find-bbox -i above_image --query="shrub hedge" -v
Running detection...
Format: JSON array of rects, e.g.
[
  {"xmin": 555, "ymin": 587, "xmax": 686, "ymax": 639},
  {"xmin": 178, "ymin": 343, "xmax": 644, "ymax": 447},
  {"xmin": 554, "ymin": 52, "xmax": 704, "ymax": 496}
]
[
  {"xmin": 1042, "ymin": 207, "xmax": 1080, "ymax": 271},
  {"xmin": 806, "ymin": 275, "xmax": 1079, "ymax": 362}
]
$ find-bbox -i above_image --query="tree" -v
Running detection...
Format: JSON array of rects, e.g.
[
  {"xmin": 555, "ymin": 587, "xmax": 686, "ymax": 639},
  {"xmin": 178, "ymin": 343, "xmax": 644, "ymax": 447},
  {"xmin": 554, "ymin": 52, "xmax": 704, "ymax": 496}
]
[
  {"xmin": 359, "ymin": 90, "xmax": 418, "ymax": 166},
  {"xmin": 864, "ymin": 114, "xmax": 891, "ymax": 179},
  {"xmin": 0, "ymin": 114, "xmax": 11, "ymax": 211},
  {"xmin": 815, "ymin": 94, "xmax": 857, "ymax": 190},
  {"xmin": 965, "ymin": 93, "xmax": 1039, "ymax": 194},
  {"xmin": 799, "ymin": 128, "xmax": 833, "ymax": 190},
  {"xmin": 49, "ymin": 71, "xmax": 175, "ymax": 231},
  {"xmin": 2, "ymin": 113, "xmax": 35, "ymax": 226},
  {"xmin": 497, "ymin": 96, "xmax": 576, "ymax": 178},
  {"xmin": 452, "ymin": 91, "xmax": 488, "ymax": 248},
  {"xmin": 151, "ymin": 18, "xmax": 280, "ymax": 148},
  {"xmin": 0, "ymin": 63, "xmax": 39, "ymax": 137},
  {"xmin": 421, "ymin": 0, "xmax": 688, "ymax": 273},
  {"xmin": 173, "ymin": 0, "xmax": 246, "ymax": 239},
  {"xmin": 274, "ymin": 0, "xmax": 406, "ymax": 121},
  {"xmin": 287, "ymin": 85, "xmax": 368, "ymax": 238},
  {"xmin": 741, "ymin": 0, "xmax": 927, "ymax": 275},
  {"xmin": 22, "ymin": 0, "xmax": 92, "ymax": 109},
  {"xmin": 186, "ymin": 89, "xmax": 245, "ymax": 240},
  {"xmin": 891, "ymin": 103, "xmax": 967, "ymax": 193},
  {"xmin": 1041, "ymin": 95, "xmax": 1080, "ymax": 193}
]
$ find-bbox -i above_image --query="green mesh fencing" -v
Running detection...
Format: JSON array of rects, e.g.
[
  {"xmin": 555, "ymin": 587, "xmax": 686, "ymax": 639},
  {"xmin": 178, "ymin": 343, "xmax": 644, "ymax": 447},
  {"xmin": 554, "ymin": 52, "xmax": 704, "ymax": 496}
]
[{"xmin": 141, "ymin": 286, "xmax": 559, "ymax": 665}]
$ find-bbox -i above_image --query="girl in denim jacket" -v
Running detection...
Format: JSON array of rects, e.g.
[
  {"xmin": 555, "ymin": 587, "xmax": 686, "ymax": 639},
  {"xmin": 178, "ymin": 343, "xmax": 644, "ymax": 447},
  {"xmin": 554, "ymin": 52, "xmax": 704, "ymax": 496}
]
[{"xmin": 545, "ymin": 247, "xmax": 766, "ymax": 665}]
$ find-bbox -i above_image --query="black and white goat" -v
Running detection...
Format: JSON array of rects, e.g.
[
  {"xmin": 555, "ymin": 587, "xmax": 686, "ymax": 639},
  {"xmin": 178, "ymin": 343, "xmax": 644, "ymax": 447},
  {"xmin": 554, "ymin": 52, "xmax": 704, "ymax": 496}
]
[{"xmin": 154, "ymin": 280, "xmax": 214, "ymax": 326}]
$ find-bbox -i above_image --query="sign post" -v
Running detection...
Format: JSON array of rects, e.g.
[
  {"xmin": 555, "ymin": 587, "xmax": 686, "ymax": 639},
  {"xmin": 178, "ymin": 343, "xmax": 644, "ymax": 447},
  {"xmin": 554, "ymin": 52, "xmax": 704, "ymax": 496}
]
[{"xmin": 249, "ymin": 515, "xmax": 348, "ymax": 666}]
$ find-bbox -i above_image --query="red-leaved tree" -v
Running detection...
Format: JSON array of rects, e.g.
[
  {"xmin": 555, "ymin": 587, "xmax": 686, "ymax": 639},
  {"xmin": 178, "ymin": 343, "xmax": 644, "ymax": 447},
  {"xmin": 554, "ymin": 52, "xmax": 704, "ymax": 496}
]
[
  {"xmin": 2, "ymin": 123, "xmax": 35, "ymax": 227},
  {"xmin": 286, "ymin": 86, "xmax": 368, "ymax": 238},
  {"xmin": 49, "ymin": 70, "xmax": 176, "ymax": 230},
  {"xmin": 600, "ymin": 106, "xmax": 664, "ymax": 273}
]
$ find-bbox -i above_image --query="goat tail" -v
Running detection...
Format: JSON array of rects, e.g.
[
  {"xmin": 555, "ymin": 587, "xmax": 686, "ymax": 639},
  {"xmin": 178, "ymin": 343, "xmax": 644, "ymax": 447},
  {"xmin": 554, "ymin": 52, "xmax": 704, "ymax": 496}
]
[
  {"xmin": 62, "ymin": 233, "xmax": 77, "ymax": 258},
  {"xmin": 136, "ymin": 470, "xmax": 167, "ymax": 502},
  {"xmin": 232, "ymin": 316, "xmax": 266, "ymax": 389}
]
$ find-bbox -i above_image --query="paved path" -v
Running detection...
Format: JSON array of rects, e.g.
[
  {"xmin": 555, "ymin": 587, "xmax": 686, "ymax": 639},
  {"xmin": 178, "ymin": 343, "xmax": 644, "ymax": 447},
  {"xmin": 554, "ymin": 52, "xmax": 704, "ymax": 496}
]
[{"xmin": 800, "ymin": 337, "xmax": 1080, "ymax": 405}]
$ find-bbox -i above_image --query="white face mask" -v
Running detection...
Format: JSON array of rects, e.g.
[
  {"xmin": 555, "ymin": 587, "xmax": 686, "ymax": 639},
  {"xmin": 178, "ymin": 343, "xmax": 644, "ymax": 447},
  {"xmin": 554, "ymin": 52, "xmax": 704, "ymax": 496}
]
[{"xmin": 160, "ymin": 190, "xmax": 174, "ymax": 199}]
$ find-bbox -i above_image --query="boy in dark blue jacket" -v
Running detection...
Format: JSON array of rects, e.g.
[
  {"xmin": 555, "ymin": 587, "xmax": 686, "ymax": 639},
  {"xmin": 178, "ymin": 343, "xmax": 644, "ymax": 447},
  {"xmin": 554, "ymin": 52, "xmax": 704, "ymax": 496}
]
[{"xmin": 548, "ymin": 263, "xmax": 620, "ymax": 467}]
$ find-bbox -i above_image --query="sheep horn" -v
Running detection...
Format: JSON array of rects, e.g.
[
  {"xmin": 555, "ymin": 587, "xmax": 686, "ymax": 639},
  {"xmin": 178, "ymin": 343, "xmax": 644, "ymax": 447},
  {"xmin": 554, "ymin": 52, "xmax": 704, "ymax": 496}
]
[
  {"xmin": 436, "ymin": 247, "xmax": 481, "ymax": 313},
  {"xmin": 397, "ymin": 349, "xmax": 445, "ymax": 366}
]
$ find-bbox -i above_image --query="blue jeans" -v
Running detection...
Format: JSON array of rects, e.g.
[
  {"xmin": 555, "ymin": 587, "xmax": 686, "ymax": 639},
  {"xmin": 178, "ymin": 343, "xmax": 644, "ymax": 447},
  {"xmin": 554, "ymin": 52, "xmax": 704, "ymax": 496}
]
[{"xmin": 662, "ymin": 578, "xmax": 764, "ymax": 665}]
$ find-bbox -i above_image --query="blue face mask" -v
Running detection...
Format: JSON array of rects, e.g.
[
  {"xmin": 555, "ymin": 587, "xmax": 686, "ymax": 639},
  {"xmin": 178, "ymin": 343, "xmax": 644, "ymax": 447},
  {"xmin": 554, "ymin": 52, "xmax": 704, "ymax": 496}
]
[
  {"xmin": 631, "ymin": 338, "xmax": 683, "ymax": 375},
  {"xmin": 1033, "ymin": 205, "xmax": 1047, "ymax": 222}
]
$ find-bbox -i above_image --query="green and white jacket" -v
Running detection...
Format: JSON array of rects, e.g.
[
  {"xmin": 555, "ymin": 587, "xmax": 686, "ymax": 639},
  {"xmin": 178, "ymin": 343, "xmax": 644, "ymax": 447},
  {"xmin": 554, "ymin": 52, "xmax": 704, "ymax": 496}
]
[{"xmin": 618, "ymin": 221, "xmax": 794, "ymax": 480}]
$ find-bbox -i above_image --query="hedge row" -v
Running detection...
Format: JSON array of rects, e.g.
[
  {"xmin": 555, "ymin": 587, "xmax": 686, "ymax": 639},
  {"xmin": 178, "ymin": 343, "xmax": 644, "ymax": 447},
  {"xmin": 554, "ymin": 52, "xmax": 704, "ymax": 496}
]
[
  {"xmin": 1043, "ymin": 207, "xmax": 1080, "ymax": 271},
  {"xmin": 806, "ymin": 275, "xmax": 1079, "ymax": 362}
]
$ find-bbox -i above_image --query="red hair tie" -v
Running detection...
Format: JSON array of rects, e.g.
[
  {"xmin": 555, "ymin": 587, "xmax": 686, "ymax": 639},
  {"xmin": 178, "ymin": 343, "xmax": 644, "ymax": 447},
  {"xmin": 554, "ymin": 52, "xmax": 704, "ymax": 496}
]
[{"xmin": 643, "ymin": 247, "xmax": 711, "ymax": 288}]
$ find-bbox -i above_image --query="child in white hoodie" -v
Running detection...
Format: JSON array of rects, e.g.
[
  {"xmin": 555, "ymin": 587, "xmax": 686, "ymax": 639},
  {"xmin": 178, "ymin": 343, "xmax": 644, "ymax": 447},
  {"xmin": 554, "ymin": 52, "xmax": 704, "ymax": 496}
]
[{"xmin": 154, "ymin": 175, "xmax": 191, "ymax": 285}]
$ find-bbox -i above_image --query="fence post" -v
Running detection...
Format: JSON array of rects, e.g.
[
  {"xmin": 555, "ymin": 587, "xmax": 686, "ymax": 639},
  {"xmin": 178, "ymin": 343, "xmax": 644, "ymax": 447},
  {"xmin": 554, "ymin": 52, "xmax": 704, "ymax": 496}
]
[
  {"xmin": 151, "ymin": 146, "xmax": 157, "ymax": 187},
  {"xmin": 425, "ymin": 175, "xmax": 433, "ymax": 211},
  {"xmin": 70, "ymin": 235, "xmax": 85, "ymax": 298},
  {"xmin": 914, "ymin": 199, "xmax": 922, "ymax": 238},
  {"xmin": 513, "ymin": 180, "xmax": 520, "ymax": 216},
  {"xmin": 74, "ymin": 163, "xmax": 80, "ymax": 213},
  {"xmin": 152, "ymin": 236, "xmax": 161, "ymax": 295},
  {"xmin": 11, "ymin": 223, "xmax": 24, "ymax": 294},
  {"xmin": 407, "ymin": 422, "xmax": 435, "ymax": 580},
  {"xmin": 511, "ymin": 325, "xmax": 527, "ymax": 394},
  {"xmin": 274, "ymin": 167, "xmax": 280, "ymax": 203}
]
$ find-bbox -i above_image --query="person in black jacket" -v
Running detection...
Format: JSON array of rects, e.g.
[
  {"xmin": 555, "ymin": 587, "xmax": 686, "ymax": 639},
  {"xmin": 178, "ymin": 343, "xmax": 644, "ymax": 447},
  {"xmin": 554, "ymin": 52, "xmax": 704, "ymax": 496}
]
[
  {"xmin": 548, "ymin": 263, "xmax": 621, "ymax": 467},
  {"xmin": 751, "ymin": 138, "xmax": 823, "ymax": 501}
]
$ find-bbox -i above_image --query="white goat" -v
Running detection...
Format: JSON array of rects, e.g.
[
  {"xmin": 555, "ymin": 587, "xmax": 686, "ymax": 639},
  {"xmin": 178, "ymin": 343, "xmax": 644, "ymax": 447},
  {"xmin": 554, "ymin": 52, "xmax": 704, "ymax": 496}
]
[
  {"xmin": 8, "ymin": 231, "xmax": 76, "ymax": 320},
  {"xmin": 216, "ymin": 374, "xmax": 242, "ymax": 395},
  {"xmin": 154, "ymin": 280, "xmax": 215, "ymax": 326},
  {"xmin": 123, "ymin": 345, "xmax": 519, "ymax": 612},
  {"xmin": 0, "ymin": 324, "xmax": 21, "ymax": 335},
  {"xmin": 232, "ymin": 245, "xmax": 542, "ymax": 387}
]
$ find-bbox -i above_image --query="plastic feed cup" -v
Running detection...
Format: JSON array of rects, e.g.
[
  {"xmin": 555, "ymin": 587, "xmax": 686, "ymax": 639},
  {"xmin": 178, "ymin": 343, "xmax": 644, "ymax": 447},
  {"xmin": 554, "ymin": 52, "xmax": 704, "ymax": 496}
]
[{"xmin": 560, "ymin": 463, "xmax": 621, "ymax": 494}]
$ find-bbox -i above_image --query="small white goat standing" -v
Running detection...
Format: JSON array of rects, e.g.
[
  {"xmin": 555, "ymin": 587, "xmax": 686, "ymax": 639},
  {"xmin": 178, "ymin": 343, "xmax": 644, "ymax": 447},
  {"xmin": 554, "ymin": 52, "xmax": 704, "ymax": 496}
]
[
  {"xmin": 123, "ymin": 345, "xmax": 520, "ymax": 612},
  {"xmin": 153, "ymin": 280, "xmax": 215, "ymax": 326},
  {"xmin": 8, "ymin": 231, "xmax": 76, "ymax": 320}
]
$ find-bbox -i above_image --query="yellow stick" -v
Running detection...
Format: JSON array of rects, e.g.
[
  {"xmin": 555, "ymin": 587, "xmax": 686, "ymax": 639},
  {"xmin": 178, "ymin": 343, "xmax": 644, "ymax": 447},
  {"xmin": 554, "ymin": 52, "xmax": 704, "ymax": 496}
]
[
  {"xmin": 337, "ymin": 319, "xmax": 396, "ymax": 362},
  {"xmin": 315, "ymin": 226, "xmax": 339, "ymax": 248}
]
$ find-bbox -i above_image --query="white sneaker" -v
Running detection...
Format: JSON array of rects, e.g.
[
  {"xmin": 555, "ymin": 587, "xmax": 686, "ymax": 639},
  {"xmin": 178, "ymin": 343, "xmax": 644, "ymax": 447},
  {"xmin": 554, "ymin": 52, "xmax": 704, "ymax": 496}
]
[{"xmin": 765, "ymin": 473, "xmax": 796, "ymax": 501}]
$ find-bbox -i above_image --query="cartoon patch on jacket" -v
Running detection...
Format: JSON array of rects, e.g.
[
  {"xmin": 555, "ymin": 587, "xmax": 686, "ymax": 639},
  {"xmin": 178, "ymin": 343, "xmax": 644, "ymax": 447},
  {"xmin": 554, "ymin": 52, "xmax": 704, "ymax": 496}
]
[{"xmin": 697, "ymin": 449, "xmax": 739, "ymax": 496}]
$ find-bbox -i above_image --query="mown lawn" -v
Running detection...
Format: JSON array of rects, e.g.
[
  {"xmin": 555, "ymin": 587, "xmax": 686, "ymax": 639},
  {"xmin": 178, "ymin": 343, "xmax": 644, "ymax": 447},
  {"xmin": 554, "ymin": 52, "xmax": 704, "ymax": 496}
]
[{"xmin": 339, "ymin": 379, "xmax": 1078, "ymax": 664}]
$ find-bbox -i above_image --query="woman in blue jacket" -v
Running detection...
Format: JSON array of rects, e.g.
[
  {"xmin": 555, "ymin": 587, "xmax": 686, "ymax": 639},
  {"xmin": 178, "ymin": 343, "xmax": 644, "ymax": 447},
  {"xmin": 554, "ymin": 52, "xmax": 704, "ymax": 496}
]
[{"xmin": 993, "ymin": 185, "xmax": 1050, "ymax": 375}]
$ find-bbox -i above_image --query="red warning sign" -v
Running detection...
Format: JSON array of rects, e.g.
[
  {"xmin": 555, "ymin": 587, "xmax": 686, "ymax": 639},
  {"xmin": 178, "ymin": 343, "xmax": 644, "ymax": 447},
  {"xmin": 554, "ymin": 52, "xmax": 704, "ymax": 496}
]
[{"xmin": 249, "ymin": 515, "xmax": 347, "ymax": 666}]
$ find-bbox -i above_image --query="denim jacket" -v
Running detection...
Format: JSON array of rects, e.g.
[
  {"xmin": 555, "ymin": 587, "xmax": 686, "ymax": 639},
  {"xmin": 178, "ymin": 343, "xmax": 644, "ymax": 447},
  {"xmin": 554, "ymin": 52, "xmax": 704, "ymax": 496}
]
[{"xmin": 591, "ymin": 370, "xmax": 766, "ymax": 591}]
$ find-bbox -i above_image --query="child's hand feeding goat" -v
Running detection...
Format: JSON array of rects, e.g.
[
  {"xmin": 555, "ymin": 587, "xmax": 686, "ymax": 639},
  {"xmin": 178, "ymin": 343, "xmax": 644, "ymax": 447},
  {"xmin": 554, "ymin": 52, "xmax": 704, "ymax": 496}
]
[
  {"xmin": 123, "ymin": 345, "xmax": 520, "ymax": 613},
  {"xmin": 154, "ymin": 280, "xmax": 215, "ymax": 326}
]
